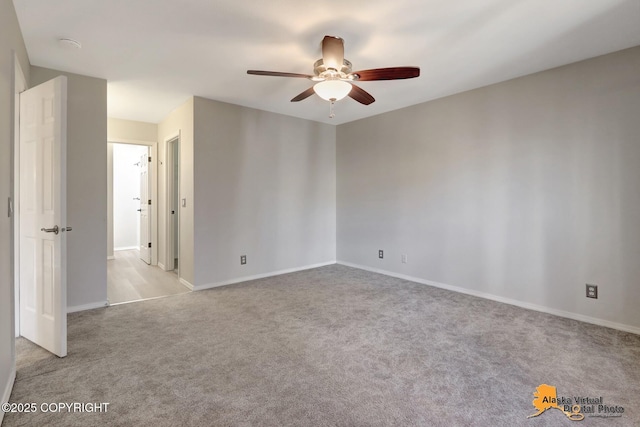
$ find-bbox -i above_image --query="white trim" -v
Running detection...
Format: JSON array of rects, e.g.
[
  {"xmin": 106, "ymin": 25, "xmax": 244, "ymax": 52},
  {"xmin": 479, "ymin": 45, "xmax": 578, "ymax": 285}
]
[
  {"xmin": 179, "ymin": 278, "xmax": 194, "ymax": 290},
  {"xmin": 337, "ymin": 261, "xmax": 640, "ymax": 336},
  {"xmin": 165, "ymin": 132, "xmax": 181, "ymax": 282},
  {"xmin": 107, "ymin": 137, "xmax": 155, "ymax": 146},
  {"xmin": 108, "ymin": 292, "xmax": 187, "ymax": 307},
  {"xmin": 13, "ymin": 53, "xmax": 27, "ymax": 339},
  {"xmin": 157, "ymin": 262, "xmax": 167, "ymax": 271},
  {"xmin": 114, "ymin": 246, "xmax": 138, "ymax": 251},
  {"xmin": 107, "ymin": 256, "xmax": 115, "ymax": 260},
  {"xmin": 1, "ymin": 367, "xmax": 16, "ymax": 424},
  {"xmin": 67, "ymin": 301, "xmax": 109, "ymax": 313},
  {"xmin": 193, "ymin": 261, "xmax": 336, "ymax": 291}
]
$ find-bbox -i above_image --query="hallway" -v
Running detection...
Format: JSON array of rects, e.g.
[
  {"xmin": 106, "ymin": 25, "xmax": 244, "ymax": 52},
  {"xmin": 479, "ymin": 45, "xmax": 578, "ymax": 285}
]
[{"xmin": 107, "ymin": 249, "xmax": 190, "ymax": 304}]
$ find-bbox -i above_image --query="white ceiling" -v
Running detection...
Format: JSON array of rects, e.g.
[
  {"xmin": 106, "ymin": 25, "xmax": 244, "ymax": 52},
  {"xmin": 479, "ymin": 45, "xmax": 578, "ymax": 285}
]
[{"xmin": 13, "ymin": 0, "xmax": 640, "ymax": 125}]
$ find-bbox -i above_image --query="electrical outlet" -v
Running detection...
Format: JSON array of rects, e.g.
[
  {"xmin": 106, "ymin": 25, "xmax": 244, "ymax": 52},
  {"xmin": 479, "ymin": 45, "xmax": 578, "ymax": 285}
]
[
  {"xmin": 586, "ymin": 284, "xmax": 598, "ymax": 299},
  {"xmin": 240, "ymin": 255, "xmax": 247, "ymax": 265},
  {"xmin": 378, "ymin": 250, "xmax": 384, "ymax": 259},
  {"xmin": 401, "ymin": 254, "xmax": 407, "ymax": 264}
]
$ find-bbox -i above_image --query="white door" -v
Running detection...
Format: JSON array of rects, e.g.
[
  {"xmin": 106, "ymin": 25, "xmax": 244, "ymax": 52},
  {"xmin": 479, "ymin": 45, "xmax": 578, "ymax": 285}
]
[
  {"xmin": 19, "ymin": 76, "xmax": 67, "ymax": 358},
  {"xmin": 139, "ymin": 150, "xmax": 151, "ymax": 264}
]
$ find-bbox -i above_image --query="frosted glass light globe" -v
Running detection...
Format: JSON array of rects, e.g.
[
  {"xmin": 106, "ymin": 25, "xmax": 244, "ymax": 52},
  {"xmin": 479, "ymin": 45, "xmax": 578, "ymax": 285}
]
[{"xmin": 313, "ymin": 80, "xmax": 352, "ymax": 101}]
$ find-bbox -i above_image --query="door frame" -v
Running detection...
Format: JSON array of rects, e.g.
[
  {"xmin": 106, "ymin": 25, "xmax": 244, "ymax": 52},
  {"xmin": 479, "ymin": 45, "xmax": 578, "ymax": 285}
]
[
  {"xmin": 165, "ymin": 132, "xmax": 180, "ymax": 275},
  {"xmin": 107, "ymin": 139, "xmax": 158, "ymax": 266},
  {"xmin": 13, "ymin": 53, "xmax": 27, "ymax": 337}
]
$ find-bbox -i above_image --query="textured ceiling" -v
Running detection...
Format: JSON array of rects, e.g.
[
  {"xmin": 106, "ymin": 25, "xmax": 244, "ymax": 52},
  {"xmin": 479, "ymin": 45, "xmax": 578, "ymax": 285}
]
[{"xmin": 13, "ymin": 0, "xmax": 640, "ymax": 125}]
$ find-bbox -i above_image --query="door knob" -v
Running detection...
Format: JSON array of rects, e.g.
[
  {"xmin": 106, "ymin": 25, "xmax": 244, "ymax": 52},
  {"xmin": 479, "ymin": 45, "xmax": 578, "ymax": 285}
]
[
  {"xmin": 137, "ymin": 209, "xmax": 142, "ymax": 212},
  {"xmin": 41, "ymin": 225, "xmax": 59, "ymax": 235}
]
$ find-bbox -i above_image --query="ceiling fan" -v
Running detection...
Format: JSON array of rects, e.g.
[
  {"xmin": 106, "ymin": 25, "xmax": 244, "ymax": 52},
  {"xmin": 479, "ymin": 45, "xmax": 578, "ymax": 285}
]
[{"xmin": 247, "ymin": 35, "xmax": 420, "ymax": 117}]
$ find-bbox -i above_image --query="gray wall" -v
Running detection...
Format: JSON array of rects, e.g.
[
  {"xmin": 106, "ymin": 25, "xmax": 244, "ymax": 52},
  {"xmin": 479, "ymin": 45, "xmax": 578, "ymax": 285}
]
[
  {"xmin": 108, "ymin": 117, "xmax": 158, "ymax": 143},
  {"xmin": 337, "ymin": 46, "xmax": 640, "ymax": 332},
  {"xmin": 0, "ymin": 0, "xmax": 30, "ymax": 413},
  {"xmin": 30, "ymin": 67, "xmax": 108, "ymax": 311},
  {"xmin": 193, "ymin": 97, "xmax": 336, "ymax": 287}
]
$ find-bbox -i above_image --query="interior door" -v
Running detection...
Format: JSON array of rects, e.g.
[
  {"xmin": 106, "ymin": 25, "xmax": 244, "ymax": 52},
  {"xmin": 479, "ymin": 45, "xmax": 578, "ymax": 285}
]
[
  {"xmin": 19, "ymin": 76, "xmax": 67, "ymax": 357},
  {"xmin": 139, "ymin": 150, "xmax": 151, "ymax": 264}
]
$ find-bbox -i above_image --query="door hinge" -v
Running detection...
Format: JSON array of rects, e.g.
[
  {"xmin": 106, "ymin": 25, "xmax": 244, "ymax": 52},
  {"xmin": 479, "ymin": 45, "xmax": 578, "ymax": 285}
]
[
  {"xmin": 148, "ymin": 199, "xmax": 151, "ymax": 205},
  {"xmin": 148, "ymin": 156, "xmax": 151, "ymax": 162},
  {"xmin": 148, "ymin": 242, "xmax": 152, "ymax": 248}
]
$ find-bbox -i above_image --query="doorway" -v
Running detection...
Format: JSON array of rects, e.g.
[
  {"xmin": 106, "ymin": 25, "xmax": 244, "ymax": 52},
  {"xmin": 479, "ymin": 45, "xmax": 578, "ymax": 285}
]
[
  {"xmin": 111, "ymin": 143, "xmax": 148, "ymax": 256},
  {"xmin": 167, "ymin": 137, "xmax": 180, "ymax": 273},
  {"xmin": 107, "ymin": 140, "xmax": 188, "ymax": 304}
]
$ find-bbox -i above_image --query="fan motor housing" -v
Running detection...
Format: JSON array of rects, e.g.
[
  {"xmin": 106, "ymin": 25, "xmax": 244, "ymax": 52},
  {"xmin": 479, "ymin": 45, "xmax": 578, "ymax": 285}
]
[{"xmin": 313, "ymin": 58, "xmax": 353, "ymax": 79}]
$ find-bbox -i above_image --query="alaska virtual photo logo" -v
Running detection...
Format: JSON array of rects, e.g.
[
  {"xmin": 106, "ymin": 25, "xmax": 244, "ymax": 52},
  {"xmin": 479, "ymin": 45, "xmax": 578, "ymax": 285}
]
[{"xmin": 527, "ymin": 384, "xmax": 625, "ymax": 421}]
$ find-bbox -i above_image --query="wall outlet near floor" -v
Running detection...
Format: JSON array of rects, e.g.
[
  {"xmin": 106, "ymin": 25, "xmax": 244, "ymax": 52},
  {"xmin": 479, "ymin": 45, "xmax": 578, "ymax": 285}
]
[
  {"xmin": 586, "ymin": 284, "xmax": 598, "ymax": 299},
  {"xmin": 378, "ymin": 250, "xmax": 384, "ymax": 259},
  {"xmin": 240, "ymin": 255, "xmax": 247, "ymax": 265},
  {"xmin": 401, "ymin": 254, "xmax": 407, "ymax": 264}
]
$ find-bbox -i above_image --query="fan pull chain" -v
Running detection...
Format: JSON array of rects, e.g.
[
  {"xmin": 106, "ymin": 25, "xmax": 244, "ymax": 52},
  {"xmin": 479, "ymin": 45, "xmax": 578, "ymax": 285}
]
[{"xmin": 329, "ymin": 99, "xmax": 336, "ymax": 118}]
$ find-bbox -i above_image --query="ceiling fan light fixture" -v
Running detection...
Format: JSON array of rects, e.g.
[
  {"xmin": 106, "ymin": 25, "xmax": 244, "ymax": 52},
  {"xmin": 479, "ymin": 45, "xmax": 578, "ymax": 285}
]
[
  {"xmin": 313, "ymin": 80, "xmax": 352, "ymax": 101},
  {"xmin": 247, "ymin": 36, "xmax": 419, "ymax": 113}
]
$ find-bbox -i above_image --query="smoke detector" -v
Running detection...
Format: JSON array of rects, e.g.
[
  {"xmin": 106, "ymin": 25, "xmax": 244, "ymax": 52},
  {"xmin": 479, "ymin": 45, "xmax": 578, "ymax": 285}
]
[{"xmin": 58, "ymin": 38, "xmax": 82, "ymax": 49}]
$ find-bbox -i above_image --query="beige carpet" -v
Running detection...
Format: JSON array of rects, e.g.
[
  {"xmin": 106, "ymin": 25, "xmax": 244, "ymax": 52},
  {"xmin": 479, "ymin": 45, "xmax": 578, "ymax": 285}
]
[{"xmin": 4, "ymin": 265, "xmax": 639, "ymax": 426}]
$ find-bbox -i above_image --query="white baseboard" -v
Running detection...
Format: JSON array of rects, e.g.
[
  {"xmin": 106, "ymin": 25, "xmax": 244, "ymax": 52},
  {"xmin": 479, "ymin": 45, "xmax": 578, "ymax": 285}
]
[
  {"xmin": 67, "ymin": 301, "xmax": 109, "ymax": 313},
  {"xmin": 193, "ymin": 261, "xmax": 336, "ymax": 291},
  {"xmin": 157, "ymin": 262, "xmax": 166, "ymax": 271},
  {"xmin": 179, "ymin": 278, "xmax": 194, "ymax": 290},
  {"xmin": 1, "ymin": 367, "xmax": 16, "ymax": 425},
  {"xmin": 107, "ymin": 256, "xmax": 115, "ymax": 260},
  {"xmin": 337, "ymin": 261, "xmax": 640, "ymax": 336}
]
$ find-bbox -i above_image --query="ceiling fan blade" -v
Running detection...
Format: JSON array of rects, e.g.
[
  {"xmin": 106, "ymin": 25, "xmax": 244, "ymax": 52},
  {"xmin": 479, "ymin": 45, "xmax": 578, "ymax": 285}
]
[
  {"xmin": 291, "ymin": 87, "xmax": 316, "ymax": 102},
  {"xmin": 350, "ymin": 67, "xmax": 420, "ymax": 81},
  {"xmin": 348, "ymin": 84, "xmax": 375, "ymax": 105},
  {"xmin": 322, "ymin": 36, "xmax": 344, "ymax": 71},
  {"xmin": 247, "ymin": 70, "xmax": 313, "ymax": 79}
]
